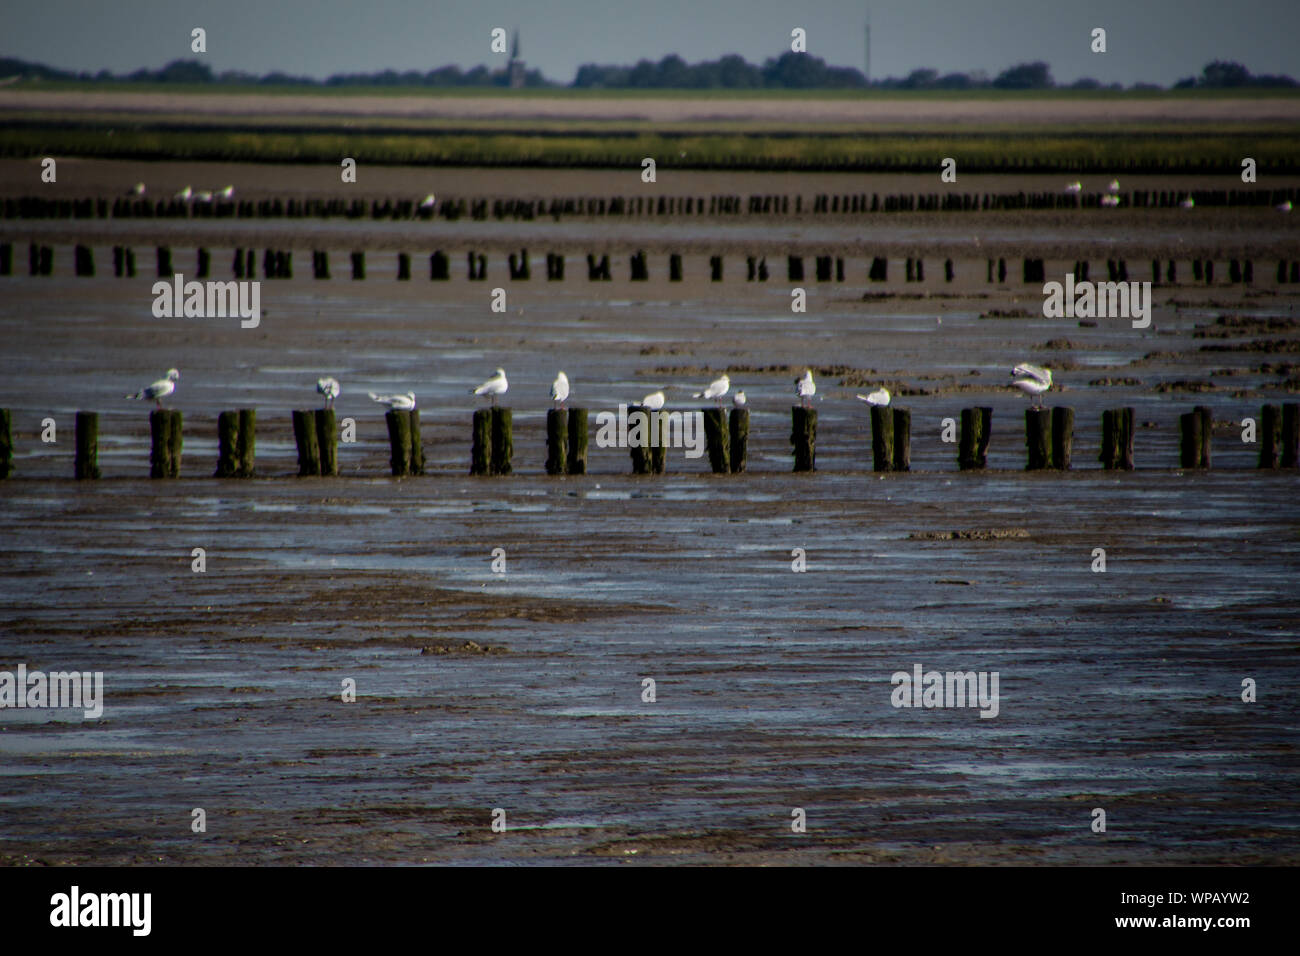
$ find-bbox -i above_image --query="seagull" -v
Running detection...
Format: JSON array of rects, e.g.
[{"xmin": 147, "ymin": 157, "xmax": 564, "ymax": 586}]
[
  {"xmin": 1107, "ymin": 179, "xmax": 1120, "ymax": 193},
  {"xmin": 369, "ymin": 391, "xmax": 416, "ymax": 411},
  {"xmin": 692, "ymin": 374, "xmax": 730, "ymax": 405},
  {"xmin": 471, "ymin": 368, "xmax": 508, "ymax": 406},
  {"xmin": 316, "ymin": 376, "xmax": 341, "ymax": 409},
  {"xmin": 1064, "ymin": 181, "xmax": 1082, "ymax": 194},
  {"xmin": 1279, "ymin": 201, "xmax": 1293, "ymax": 213},
  {"xmin": 217, "ymin": 185, "xmax": 234, "ymax": 200},
  {"xmin": 795, "ymin": 369, "xmax": 816, "ymax": 408},
  {"xmin": 732, "ymin": 390, "xmax": 747, "ymax": 408},
  {"xmin": 641, "ymin": 390, "xmax": 666, "ymax": 410},
  {"xmin": 126, "ymin": 368, "xmax": 180, "ymax": 408},
  {"xmin": 1010, "ymin": 363, "xmax": 1053, "ymax": 408},
  {"xmin": 174, "ymin": 186, "xmax": 192, "ymax": 201},
  {"xmin": 128, "ymin": 182, "xmax": 146, "ymax": 197},
  {"xmin": 419, "ymin": 193, "xmax": 436, "ymax": 211},
  {"xmin": 193, "ymin": 190, "xmax": 213, "ymax": 203},
  {"xmin": 856, "ymin": 387, "xmax": 891, "ymax": 407},
  {"xmin": 1100, "ymin": 195, "xmax": 1120, "ymax": 207},
  {"xmin": 550, "ymin": 371, "xmax": 570, "ymax": 408},
  {"xmin": 1180, "ymin": 196, "xmax": 1195, "ymax": 209}
]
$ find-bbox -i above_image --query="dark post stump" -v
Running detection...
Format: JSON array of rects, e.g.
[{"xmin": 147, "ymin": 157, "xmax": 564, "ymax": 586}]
[
  {"xmin": 237, "ymin": 409, "xmax": 256, "ymax": 477},
  {"xmin": 407, "ymin": 410, "xmax": 425, "ymax": 475},
  {"xmin": 701, "ymin": 408, "xmax": 730, "ymax": 474},
  {"xmin": 567, "ymin": 409, "xmax": 588, "ymax": 474},
  {"xmin": 892, "ymin": 408, "xmax": 911, "ymax": 472},
  {"xmin": 1180, "ymin": 407, "xmax": 1212, "ymax": 468},
  {"xmin": 1259, "ymin": 404, "xmax": 1280, "ymax": 469},
  {"xmin": 546, "ymin": 409, "xmax": 569, "ymax": 475},
  {"xmin": 1025, "ymin": 408, "xmax": 1052, "ymax": 470},
  {"xmin": 1100, "ymin": 407, "xmax": 1136, "ymax": 470},
  {"xmin": 1051, "ymin": 406, "xmax": 1073, "ymax": 470},
  {"xmin": 215, "ymin": 410, "xmax": 240, "ymax": 477},
  {"xmin": 491, "ymin": 407, "xmax": 512, "ymax": 475},
  {"xmin": 628, "ymin": 405, "xmax": 652, "ymax": 474},
  {"xmin": 791, "ymin": 407, "xmax": 816, "ymax": 472},
  {"xmin": 729, "ymin": 408, "xmax": 749, "ymax": 473},
  {"xmin": 1196, "ymin": 404, "xmax": 1213, "ymax": 468},
  {"xmin": 1280, "ymin": 403, "xmax": 1300, "ymax": 468},
  {"xmin": 314, "ymin": 409, "xmax": 335, "ymax": 477},
  {"xmin": 871, "ymin": 405, "xmax": 894, "ymax": 471},
  {"xmin": 385, "ymin": 409, "xmax": 412, "ymax": 476},
  {"xmin": 471, "ymin": 409, "xmax": 492, "ymax": 475},
  {"xmin": 0, "ymin": 408, "xmax": 12, "ymax": 478},
  {"xmin": 156, "ymin": 246, "xmax": 172, "ymax": 277},
  {"xmin": 150, "ymin": 409, "xmax": 182, "ymax": 478},
  {"xmin": 397, "ymin": 253, "xmax": 411, "ymax": 280},
  {"xmin": 351, "ymin": 251, "xmax": 365, "ymax": 280},
  {"xmin": 75, "ymin": 411, "xmax": 100, "ymax": 479},
  {"xmin": 292, "ymin": 409, "xmax": 322, "ymax": 476},
  {"xmin": 649, "ymin": 410, "xmax": 668, "ymax": 474},
  {"xmin": 958, "ymin": 407, "xmax": 991, "ymax": 470}
]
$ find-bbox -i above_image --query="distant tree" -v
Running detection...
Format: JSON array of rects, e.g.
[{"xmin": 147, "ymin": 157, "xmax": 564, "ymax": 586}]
[
  {"xmin": 935, "ymin": 72, "xmax": 973, "ymax": 89},
  {"xmin": 993, "ymin": 61, "xmax": 1053, "ymax": 89},
  {"xmin": 1069, "ymin": 77, "xmax": 1101, "ymax": 90},
  {"xmin": 1173, "ymin": 76, "xmax": 1197, "ymax": 89},
  {"xmin": 154, "ymin": 59, "xmax": 214, "ymax": 83},
  {"xmin": 1200, "ymin": 60, "xmax": 1250, "ymax": 87},
  {"xmin": 1131, "ymin": 82, "xmax": 1161, "ymax": 91}
]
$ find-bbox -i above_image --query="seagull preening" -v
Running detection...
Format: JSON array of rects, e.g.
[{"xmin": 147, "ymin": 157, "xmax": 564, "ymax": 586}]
[
  {"xmin": 732, "ymin": 390, "xmax": 747, "ymax": 408},
  {"xmin": 316, "ymin": 376, "xmax": 341, "ymax": 409},
  {"xmin": 857, "ymin": 387, "xmax": 891, "ymax": 407},
  {"xmin": 693, "ymin": 374, "xmax": 730, "ymax": 405},
  {"xmin": 369, "ymin": 391, "xmax": 416, "ymax": 411},
  {"xmin": 550, "ymin": 371, "xmax": 570, "ymax": 409},
  {"xmin": 640, "ymin": 390, "xmax": 666, "ymax": 410},
  {"xmin": 795, "ymin": 369, "xmax": 816, "ymax": 408},
  {"xmin": 1011, "ymin": 363, "xmax": 1053, "ymax": 407},
  {"xmin": 126, "ymin": 368, "xmax": 180, "ymax": 408},
  {"xmin": 472, "ymin": 368, "xmax": 509, "ymax": 406}
]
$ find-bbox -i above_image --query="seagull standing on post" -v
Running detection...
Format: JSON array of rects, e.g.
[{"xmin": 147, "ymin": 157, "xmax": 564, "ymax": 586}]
[
  {"xmin": 795, "ymin": 369, "xmax": 816, "ymax": 408},
  {"xmin": 856, "ymin": 387, "xmax": 890, "ymax": 407},
  {"xmin": 692, "ymin": 373, "xmax": 729, "ymax": 406},
  {"xmin": 472, "ymin": 368, "xmax": 509, "ymax": 407},
  {"xmin": 550, "ymin": 371, "xmax": 570, "ymax": 409},
  {"xmin": 1010, "ymin": 363, "xmax": 1053, "ymax": 408},
  {"xmin": 641, "ymin": 390, "xmax": 666, "ymax": 410},
  {"xmin": 316, "ymin": 377, "xmax": 341, "ymax": 409},
  {"xmin": 368, "ymin": 391, "xmax": 416, "ymax": 411},
  {"xmin": 126, "ymin": 368, "xmax": 180, "ymax": 408}
]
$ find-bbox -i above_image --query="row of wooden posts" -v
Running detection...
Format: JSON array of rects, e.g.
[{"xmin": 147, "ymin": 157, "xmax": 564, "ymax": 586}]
[
  {"xmin": 2, "ymin": 404, "xmax": 1297, "ymax": 480},
  {"xmin": 9, "ymin": 243, "xmax": 1300, "ymax": 287},
  {"xmin": 5, "ymin": 186, "xmax": 1298, "ymax": 224}
]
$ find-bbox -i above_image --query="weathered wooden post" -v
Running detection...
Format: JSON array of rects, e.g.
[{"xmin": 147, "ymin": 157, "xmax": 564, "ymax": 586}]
[
  {"xmin": 471, "ymin": 409, "xmax": 492, "ymax": 475},
  {"xmin": 788, "ymin": 256, "xmax": 805, "ymax": 282},
  {"xmin": 1259, "ymin": 404, "xmax": 1281, "ymax": 468},
  {"xmin": 0, "ymin": 408, "xmax": 12, "ymax": 478},
  {"xmin": 397, "ymin": 253, "xmax": 411, "ymax": 280},
  {"xmin": 567, "ymin": 408, "xmax": 588, "ymax": 474},
  {"xmin": 702, "ymin": 408, "xmax": 730, "ymax": 474},
  {"xmin": 871, "ymin": 405, "xmax": 894, "ymax": 471},
  {"xmin": 1099, "ymin": 408, "xmax": 1134, "ymax": 470},
  {"xmin": 491, "ymin": 407, "xmax": 512, "ymax": 475},
  {"xmin": 156, "ymin": 246, "xmax": 172, "ymax": 277},
  {"xmin": 292, "ymin": 410, "xmax": 321, "ymax": 475},
  {"xmin": 1025, "ymin": 408, "xmax": 1052, "ymax": 470},
  {"xmin": 1051, "ymin": 407, "xmax": 1073, "ymax": 470},
  {"xmin": 430, "ymin": 251, "xmax": 449, "ymax": 280},
  {"xmin": 1179, "ymin": 406, "xmax": 1212, "ymax": 468},
  {"xmin": 958, "ymin": 407, "xmax": 991, "ymax": 470},
  {"xmin": 669, "ymin": 254, "xmax": 682, "ymax": 282},
  {"xmin": 545, "ymin": 409, "xmax": 568, "ymax": 474},
  {"xmin": 196, "ymin": 247, "xmax": 210, "ymax": 278},
  {"xmin": 893, "ymin": 408, "xmax": 911, "ymax": 471},
  {"xmin": 351, "ymin": 251, "xmax": 365, "ymax": 280},
  {"xmin": 74, "ymin": 245, "xmax": 94, "ymax": 277},
  {"xmin": 74, "ymin": 411, "xmax": 100, "ymax": 479},
  {"xmin": 215, "ymin": 411, "xmax": 240, "ymax": 477},
  {"xmin": 649, "ymin": 410, "xmax": 668, "ymax": 474},
  {"xmin": 1281, "ymin": 403, "xmax": 1299, "ymax": 468},
  {"xmin": 314, "ymin": 409, "xmax": 335, "ymax": 477},
  {"xmin": 628, "ymin": 405, "xmax": 652, "ymax": 474},
  {"xmin": 729, "ymin": 408, "xmax": 749, "ymax": 473},
  {"xmin": 150, "ymin": 409, "xmax": 182, "ymax": 478},
  {"xmin": 385, "ymin": 410, "xmax": 412, "ymax": 476},
  {"xmin": 791, "ymin": 407, "xmax": 816, "ymax": 472},
  {"xmin": 407, "ymin": 410, "xmax": 425, "ymax": 474},
  {"xmin": 710, "ymin": 256, "xmax": 723, "ymax": 281}
]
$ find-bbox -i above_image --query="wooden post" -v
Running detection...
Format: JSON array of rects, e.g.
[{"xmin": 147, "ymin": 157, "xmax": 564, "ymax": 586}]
[
  {"xmin": 546, "ymin": 409, "xmax": 568, "ymax": 474},
  {"xmin": 407, "ymin": 410, "xmax": 425, "ymax": 474},
  {"xmin": 958, "ymin": 407, "xmax": 991, "ymax": 469},
  {"xmin": 892, "ymin": 408, "xmax": 911, "ymax": 472},
  {"xmin": 1259, "ymin": 404, "xmax": 1280, "ymax": 468},
  {"xmin": 791, "ymin": 407, "xmax": 816, "ymax": 472},
  {"xmin": 871, "ymin": 405, "xmax": 894, "ymax": 471},
  {"xmin": 1051, "ymin": 406, "xmax": 1073, "ymax": 470},
  {"xmin": 567, "ymin": 408, "xmax": 588, "ymax": 474},
  {"xmin": 729, "ymin": 408, "xmax": 749, "ymax": 473},
  {"xmin": 292, "ymin": 410, "xmax": 321, "ymax": 476},
  {"xmin": 150, "ymin": 409, "xmax": 182, "ymax": 478},
  {"xmin": 315, "ymin": 409, "xmax": 336, "ymax": 477},
  {"xmin": 215, "ymin": 410, "xmax": 240, "ymax": 477},
  {"xmin": 1025, "ymin": 408, "xmax": 1052, "ymax": 470},
  {"xmin": 351, "ymin": 251, "xmax": 365, "ymax": 280},
  {"xmin": 1196, "ymin": 405, "xmax": 1213, "ymax": 468},
  {"xmin": 1180, "ymin": 406, "xmax": 1212, "ymax": 468},
  {"xmin": 628, "ymin": 405, "xmax": 652, "ymax": 474},
  {"xmin": 397, "ymin": 253, "xmax": 411, "ymax": 280},
  {"xmin": 75, "ymin": 411, "xmax": 100, "ymax": 479},
  {"xmin": 669, "ymin": 254, "xmax": 682, "ymax": 282},
  {"xmin": 1282, "ymin": 403, "xmax": 1300, "ymax": 468},
  {"xmin": 649, "ymin": 410, "xmax": 668, "ymax": 474},
  {"xmin": 471, "ymin": 409, "xmax": 492, "ymax": 475},
  {"xmin": 385, "ymin": 409, "xmax": 412, "ymax": 476},
  {"xmin": 156, "ymin": 246, "xmax": 172, "ymax": 277},
  {"xmin": 1100, "ymin": 408, "xmax": 1135, "ymax": 470},
  {"xmin": 701, "ymin": 408, "xmax": 730, "ymax": 474},
  {"xmin": 0, "ymin": 408, "xmax": 12, "ymax": 478},
  {"xmin": 491, "ymin": 408, "xmax": 513, "ymax": 475}
]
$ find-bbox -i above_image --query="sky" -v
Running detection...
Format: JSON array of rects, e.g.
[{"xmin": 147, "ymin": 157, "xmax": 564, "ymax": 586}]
[{"xmin": 3, "ymin": 0, "xmax": 1298, "ymax": 86}]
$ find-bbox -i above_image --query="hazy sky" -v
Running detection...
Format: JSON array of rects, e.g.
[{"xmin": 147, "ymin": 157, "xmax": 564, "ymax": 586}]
[{"xmin": 5, "ymin": 0, "xmax": 1298, "ymax": 85}]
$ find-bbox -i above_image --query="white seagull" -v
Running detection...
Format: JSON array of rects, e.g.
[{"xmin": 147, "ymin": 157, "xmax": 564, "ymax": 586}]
[
  {"xmin": 472, "ymin": 368, "xmax": 509, "ymax": 406},
  {"xmin": 1107, "ymin": 179, "xmax": 1121, "ymax": 193},
  {"xmin": 732, "ymin": 390, "xmax": 747, "ymax": 408},
  {"xmin": 1010, "ymin": 363, "xmax": 1053, "ymax": 407},
  {"xmin": 692, "ymin": 373, "xmax": 730, "ymax": 405},
  {"xmin": 316, "ymin": 376, "xmax": 341, "ymax": 408},
  {"xmin": 217, "ymin": 185, "xmax": 235, "ymax": 200},
  {"xmin": 126, "ymin": 368, "xmax": 180, "ymax": 408},
  {"xmin": 193, "ymin": 190, "xmax": 213, "ymax": 203},
  {"xmin": 641, "ymin": 390, "xmax": 666, "ymax": 410},
  {"xmin": 369, "ymin": 391, "xmax": 416, "ymax": 411},
  {"xmin": 1100, "ymin": 195, "xmax": 1120, "ymax": 207},
  {"xmin": 1279, "ymin": 201, "xmax": 1293, "ymax": 213},
  {"xmin": 1064, "ymin": 181, "xmax": 1082, "ymax": 194},
  {"xmin": 857, "ymin": 387, "xmax": 891, "ymax": 407},
  {"xmin": 1180, "ymin": 196, "xmax": 1195, "ymax": 209},
  {"xmin": 419, "ymin": 193, "xmax": 436, "ymax": 211},
  {"xmin": 795, "ymin": 369, "xmax": 816, "ymax": 408},
  {"xmin": 174, "ymin": 185, "xmax": 192, "ymax": 201},
  {"xmin": 550, "ymin": 371, "xmax": 570, "ymax": 408},
  {"xmin": 129, "ymin": 182, "xmax": 146, "ymax": 197}
]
